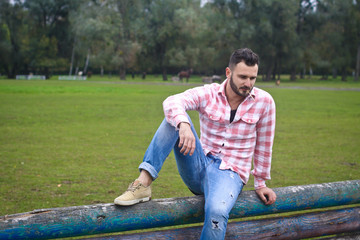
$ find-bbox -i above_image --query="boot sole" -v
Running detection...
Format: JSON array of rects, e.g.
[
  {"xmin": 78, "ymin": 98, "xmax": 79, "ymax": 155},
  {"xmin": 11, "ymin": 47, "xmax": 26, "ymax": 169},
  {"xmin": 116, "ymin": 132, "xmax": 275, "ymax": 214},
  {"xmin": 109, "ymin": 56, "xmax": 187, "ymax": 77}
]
[{"xmin": 114, "ymin": 197, "xmax": 151, "ymax": 206}]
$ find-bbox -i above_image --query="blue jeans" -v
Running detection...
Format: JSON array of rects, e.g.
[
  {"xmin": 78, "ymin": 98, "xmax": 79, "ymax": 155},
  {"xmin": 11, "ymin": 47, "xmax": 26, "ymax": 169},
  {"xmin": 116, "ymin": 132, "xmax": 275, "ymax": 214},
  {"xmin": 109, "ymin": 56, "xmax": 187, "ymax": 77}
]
[{"xmin": 139, "ymin": 118, "xmax": 244, "ymax": 239}]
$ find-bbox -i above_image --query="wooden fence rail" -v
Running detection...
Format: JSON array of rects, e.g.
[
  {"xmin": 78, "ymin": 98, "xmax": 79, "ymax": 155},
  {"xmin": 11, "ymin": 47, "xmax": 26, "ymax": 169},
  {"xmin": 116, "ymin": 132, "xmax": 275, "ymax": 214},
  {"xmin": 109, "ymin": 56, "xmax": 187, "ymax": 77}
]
[
  {"xmin": 0, "ymin": 180, "xmax": 359, "ymax": 239},
  {"xmin": 101, "ymin": 207, "xmax": 360, "ymax": 240}
]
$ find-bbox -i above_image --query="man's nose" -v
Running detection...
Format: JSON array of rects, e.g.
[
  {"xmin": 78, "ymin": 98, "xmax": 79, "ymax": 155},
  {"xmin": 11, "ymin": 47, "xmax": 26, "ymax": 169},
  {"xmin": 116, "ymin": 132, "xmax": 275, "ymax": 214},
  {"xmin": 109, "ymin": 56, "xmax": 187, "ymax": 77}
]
[{"xmin": 244, "ymin": 78, "xmax": 251, "ymax": 86}]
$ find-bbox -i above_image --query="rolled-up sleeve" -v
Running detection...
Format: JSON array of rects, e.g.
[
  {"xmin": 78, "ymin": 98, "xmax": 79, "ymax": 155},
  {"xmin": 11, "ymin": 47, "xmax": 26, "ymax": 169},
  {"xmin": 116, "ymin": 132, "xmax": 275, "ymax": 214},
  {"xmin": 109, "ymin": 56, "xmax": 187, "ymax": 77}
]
[{"xmin": 163, "ymin": 86, "xmax": 208, "ymax": 129}]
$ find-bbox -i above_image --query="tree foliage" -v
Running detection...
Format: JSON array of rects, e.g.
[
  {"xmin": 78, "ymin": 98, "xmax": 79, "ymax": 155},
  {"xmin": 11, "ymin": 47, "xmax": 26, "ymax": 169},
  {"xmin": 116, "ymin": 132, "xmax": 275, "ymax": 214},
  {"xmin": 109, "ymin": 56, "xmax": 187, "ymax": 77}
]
[{"xmin": 0, "ymin": 0, "xmax": 359, "ymax": 81}]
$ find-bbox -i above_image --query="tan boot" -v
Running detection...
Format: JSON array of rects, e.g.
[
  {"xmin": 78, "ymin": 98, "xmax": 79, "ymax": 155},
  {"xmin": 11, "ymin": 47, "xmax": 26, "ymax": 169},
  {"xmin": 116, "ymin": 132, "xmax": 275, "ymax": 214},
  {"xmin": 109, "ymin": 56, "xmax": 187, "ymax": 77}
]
[{"xmin": 114, "ymin": 181, "xmax": 151, "ymax": 206}]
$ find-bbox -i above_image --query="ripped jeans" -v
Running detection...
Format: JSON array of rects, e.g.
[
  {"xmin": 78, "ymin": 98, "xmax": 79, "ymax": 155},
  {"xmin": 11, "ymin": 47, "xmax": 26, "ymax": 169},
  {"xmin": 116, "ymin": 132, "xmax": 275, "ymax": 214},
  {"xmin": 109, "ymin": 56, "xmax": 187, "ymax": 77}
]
[{"xmin": 139, "ymin": 118, "xmax": 244, "ymax": 240}]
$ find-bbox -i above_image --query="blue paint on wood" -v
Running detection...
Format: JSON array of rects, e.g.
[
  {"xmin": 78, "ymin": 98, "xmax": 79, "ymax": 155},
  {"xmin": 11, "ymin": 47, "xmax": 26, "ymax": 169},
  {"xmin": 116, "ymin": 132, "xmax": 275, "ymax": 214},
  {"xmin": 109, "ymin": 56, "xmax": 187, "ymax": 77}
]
[
  {"xmin": 115, "ymin": 207, "xmax": 360, "ymax": 240},
  {"xmin": 0, "ymin": 180, "xmax": 359, "ymax": 239}
]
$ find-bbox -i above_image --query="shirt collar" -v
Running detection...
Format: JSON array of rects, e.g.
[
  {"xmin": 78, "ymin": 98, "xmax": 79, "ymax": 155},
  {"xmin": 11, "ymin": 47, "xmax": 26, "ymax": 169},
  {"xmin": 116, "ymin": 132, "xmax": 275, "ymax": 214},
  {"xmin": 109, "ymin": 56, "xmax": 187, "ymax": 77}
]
[{"xmin": 218, "ymin": 79, "xmax": 256, "ymax": 100}]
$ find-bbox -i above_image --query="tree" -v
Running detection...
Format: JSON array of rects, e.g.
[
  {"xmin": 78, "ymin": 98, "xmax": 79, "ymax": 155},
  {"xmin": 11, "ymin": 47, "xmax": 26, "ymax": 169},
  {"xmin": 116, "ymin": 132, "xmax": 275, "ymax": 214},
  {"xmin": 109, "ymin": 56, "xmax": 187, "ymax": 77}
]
[
  {"xmin": 0, "ymin": 0, "xmax": 27, "ymax": 78},
  {"xmin": 113, "ymin": 0, "xmax": 142, "ymax": 79},
  {"xmin": 138, "ymin": 0, "xmax": 193, "ymax": 80},
  {"xmin": 204, "ymin": 0, "xmax": 244, "ymax": 75},
  {"xmin": 351, "ymin": 1, "xmax": 360, "ymax": 81},
  {"xmin": 69, "ymin": 0, "xmax": 141, "ymax": 79},
  {"xmin": 349, "ymin": 0, "xmax": 360, "ymax": 81},
  {"xmin": 239, "ymin": 0, "xmax": 299, "ymax": 81},
  {"xmin": 69, "ymin": 0, "xmax": 115, "ymax": 76},
  {"xmin": 22, "ymin": 0, "xmax": 74, "ymax": 77},
  {"xmin": 165, "ymin": 1, "xmax": 210, "ymax": 76},
  {"xmin": 296, "ymin": 0, "xmax": 319, "ymax": 79},
  {"xmin": 312, "ymin": 0, "xmax": 355, "ymax": 81},
  {"xmin": 1, "ymin": 0, "xmax": 359, "ymax": 80}
]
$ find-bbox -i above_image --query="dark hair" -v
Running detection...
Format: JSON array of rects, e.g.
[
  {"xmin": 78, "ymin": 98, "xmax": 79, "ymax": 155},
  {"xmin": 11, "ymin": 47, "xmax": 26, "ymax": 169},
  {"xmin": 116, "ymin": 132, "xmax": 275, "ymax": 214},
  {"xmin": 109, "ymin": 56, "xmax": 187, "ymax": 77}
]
[{"xmin": 229, "ymin": 48, "xmax": 259, "ymax": 70}]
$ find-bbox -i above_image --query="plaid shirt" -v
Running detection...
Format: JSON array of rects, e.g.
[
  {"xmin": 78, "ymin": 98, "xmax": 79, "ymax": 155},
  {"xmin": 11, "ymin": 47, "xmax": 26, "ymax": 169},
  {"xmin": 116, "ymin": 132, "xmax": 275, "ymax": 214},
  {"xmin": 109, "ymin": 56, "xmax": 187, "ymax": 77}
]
[{"xmin": 163, "ymin": 79, "xmax": 276, "ymax": 189}]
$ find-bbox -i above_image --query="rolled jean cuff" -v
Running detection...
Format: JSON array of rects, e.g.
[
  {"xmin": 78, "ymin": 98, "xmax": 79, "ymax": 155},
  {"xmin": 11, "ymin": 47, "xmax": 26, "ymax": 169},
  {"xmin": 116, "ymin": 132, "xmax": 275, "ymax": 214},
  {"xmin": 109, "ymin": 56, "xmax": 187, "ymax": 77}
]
[{"xmin": 139, "ymin": 162, "xmax": 158, "ymax": 180}]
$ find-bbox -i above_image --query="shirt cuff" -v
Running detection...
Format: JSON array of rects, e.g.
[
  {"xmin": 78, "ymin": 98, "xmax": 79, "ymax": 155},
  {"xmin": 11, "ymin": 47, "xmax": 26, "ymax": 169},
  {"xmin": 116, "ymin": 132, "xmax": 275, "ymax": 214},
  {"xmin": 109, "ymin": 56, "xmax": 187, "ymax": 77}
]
[
  {"xmin": 254, "ymin": 178, "xmax": 267, "ymax": 190},
  {"xmin": 174, "ymin": 115, "xmax": 190, "ymax": 130}
]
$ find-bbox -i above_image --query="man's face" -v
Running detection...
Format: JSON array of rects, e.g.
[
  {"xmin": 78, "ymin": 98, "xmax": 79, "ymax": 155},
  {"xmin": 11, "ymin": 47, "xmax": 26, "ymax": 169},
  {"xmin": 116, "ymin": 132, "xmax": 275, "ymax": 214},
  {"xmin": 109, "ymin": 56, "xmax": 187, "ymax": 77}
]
[{"xmin": 226, "ymin": 61, "xmax": 258, "ymax": 98}]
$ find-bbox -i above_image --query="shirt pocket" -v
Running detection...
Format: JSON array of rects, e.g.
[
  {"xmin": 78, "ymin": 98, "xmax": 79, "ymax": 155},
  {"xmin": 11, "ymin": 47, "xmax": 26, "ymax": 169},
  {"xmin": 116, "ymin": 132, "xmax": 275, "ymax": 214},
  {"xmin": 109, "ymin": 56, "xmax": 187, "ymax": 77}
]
[
  {"xmin": 240, "ymin": 112, "xmax": 260, "ymax": 124},
  {"xmin": 208, "ymin": 113, "xmax": 222, "ymax": 121},
  {"xmin": 237, "ymin": 114, "xmax": 260, "ymax": 140},
  {"xmin": 202, "ymin": 106, "xmax": 224, "ymax": 122},
  {"xmin": 241, "ymin": 115, "xmax": 259, "ymax": 124},
  {"xmin": 200, "ymin": 108, "xmax": 226, "ymax": 135}
]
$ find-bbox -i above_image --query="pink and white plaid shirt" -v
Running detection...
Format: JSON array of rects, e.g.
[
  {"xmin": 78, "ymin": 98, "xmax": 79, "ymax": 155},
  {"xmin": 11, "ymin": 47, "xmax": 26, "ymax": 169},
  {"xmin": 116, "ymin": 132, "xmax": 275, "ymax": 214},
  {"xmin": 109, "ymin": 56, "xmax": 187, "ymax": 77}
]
[{"xmin": 163, "ymin": 79, "xmax": 276, "ymax": 189}]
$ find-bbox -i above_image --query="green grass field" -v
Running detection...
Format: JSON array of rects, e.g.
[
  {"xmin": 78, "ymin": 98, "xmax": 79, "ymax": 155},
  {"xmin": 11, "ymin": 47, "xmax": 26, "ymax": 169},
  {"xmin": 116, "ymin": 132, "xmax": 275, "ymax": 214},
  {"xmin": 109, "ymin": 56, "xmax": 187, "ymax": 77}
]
[{"xmin": 0, "ymin": 77, "xmax": 359, "ymax": 217}]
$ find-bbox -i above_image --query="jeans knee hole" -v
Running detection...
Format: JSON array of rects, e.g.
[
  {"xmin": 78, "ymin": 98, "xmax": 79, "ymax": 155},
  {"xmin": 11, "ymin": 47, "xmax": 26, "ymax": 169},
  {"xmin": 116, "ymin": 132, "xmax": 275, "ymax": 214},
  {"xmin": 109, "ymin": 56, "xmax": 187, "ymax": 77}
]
[{"xmin": 211, "ymin": 219, "xmax": 220, "ymax": 230}]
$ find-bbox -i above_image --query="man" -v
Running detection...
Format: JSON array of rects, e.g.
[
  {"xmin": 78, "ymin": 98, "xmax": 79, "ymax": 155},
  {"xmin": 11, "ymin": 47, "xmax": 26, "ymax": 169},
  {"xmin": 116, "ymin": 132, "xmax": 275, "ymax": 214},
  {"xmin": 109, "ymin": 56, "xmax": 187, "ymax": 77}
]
[{"xmin": 114, "ymin": 48, "xmax": 277, "ymax": 239}]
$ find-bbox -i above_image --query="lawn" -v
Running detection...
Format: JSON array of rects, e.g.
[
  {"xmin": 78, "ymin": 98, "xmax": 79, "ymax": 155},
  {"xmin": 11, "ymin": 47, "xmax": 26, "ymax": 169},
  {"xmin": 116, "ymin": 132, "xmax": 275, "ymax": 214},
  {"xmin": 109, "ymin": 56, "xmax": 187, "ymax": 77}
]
[{"xmin": 0, "ymin": 78, "xmax": 359, "ymax": 217}]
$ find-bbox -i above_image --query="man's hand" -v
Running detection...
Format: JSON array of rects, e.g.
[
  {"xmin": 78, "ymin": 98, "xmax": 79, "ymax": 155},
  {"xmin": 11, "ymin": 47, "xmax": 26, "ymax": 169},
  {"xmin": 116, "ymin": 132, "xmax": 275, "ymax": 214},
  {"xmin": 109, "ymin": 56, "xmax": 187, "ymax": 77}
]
[
  {"xmin": 178, "ymin": 122, "xmax": 196, "ymax": 156},
  {"xmin": 256, "ymin": 187, "xmax": 276, "ymax": 205}
]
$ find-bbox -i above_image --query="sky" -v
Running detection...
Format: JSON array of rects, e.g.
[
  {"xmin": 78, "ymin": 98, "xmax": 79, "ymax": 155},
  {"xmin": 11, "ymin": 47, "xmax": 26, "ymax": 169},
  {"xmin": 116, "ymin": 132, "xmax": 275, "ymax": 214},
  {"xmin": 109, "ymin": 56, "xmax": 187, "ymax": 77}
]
[{"xmin": 200, "ymin": 0, "xmax": 210, "ymax": 7}]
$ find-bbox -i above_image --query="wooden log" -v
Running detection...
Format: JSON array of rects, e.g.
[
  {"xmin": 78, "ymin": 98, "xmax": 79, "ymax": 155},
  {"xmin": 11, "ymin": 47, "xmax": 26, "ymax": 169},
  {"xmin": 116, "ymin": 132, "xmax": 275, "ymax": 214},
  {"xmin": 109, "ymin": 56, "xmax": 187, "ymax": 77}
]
[
  {"xmin": 0, "ymin": 180, "xmax": 359, "ymax": 239},
  {"xmin": 319, "ymin": 232, "xmax": 360, "ymax": 240},
  {"xmin": 90, "ymin": 207, "xmax": 360, "ymax": 240}
]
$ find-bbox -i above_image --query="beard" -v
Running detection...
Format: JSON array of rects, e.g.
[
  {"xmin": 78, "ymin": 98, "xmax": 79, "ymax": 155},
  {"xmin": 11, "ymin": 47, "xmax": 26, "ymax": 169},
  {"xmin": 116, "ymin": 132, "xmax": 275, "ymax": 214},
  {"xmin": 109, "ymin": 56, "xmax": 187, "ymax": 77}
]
[{"xmin": 229, "ymin": 74, "xmax": 252, "ymax": 98}]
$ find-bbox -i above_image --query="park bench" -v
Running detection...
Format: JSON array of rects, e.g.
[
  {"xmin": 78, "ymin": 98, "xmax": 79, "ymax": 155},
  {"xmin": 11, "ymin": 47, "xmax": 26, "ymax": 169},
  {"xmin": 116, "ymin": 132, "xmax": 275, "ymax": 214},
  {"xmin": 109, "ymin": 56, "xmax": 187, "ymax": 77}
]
[
  {"xmin": 16, "ymin": 75, "xmax": 46, "ymax": 80},
  {"xmin": 0, "ymin": 180, "xmax": 359, "ymax": 239},
  {"xmin": 58, "ymin": 76, "xmax": 87, "ymax": 80}
]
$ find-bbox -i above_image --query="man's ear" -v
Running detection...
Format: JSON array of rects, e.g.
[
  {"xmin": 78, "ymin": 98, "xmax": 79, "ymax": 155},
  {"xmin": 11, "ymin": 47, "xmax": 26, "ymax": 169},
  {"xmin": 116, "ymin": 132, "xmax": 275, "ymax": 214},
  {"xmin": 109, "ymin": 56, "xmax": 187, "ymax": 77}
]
[{"xmin": 225, "ymin": 67, "xmax": 231, "ymax": 79}]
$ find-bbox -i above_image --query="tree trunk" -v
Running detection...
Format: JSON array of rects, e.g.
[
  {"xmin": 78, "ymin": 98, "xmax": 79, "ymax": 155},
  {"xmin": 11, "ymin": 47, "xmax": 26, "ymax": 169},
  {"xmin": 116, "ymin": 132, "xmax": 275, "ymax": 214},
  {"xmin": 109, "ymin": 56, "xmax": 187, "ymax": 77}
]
[
  {"xmin": 162, "ymin": 68, "xmax": 168, "ymax": 81},
  {"xmin": 265, "ymin": 71, "xmax": 271, "ymax": 82},
  {"xmin": 332, "ymin": 68, "xmax": 337, "ymax": 79},
  {"xmin": 355, "ymin": 44, "xmax": 360, "ymax": 81},
  {"xmin": 83, "ymin": 49, "xmax": 90, "ymax": 74},
  {"xmin": 8, "ymin": 70, "xmax": 15, "ymax": 79},
  {"xmin": 272, "ymin": 60, "xmax": 277, "ymax": 81},
  {"xmin": 321, "ymin": 74, "xmax": 328, "ymax": 80},
  {"xmin": 9, "ymin": 62, "xmax": 17, "ymax": 79},
  {"xmin": 277, "ymin": 58, "xmax": 281, "ymax": 80},
  {"xmin": 119, "ymin": 66, "xmax": 126, "ymax": 80},
  {"xmin": 3, "ymin": 65, "xmax": 10, "ymax": 79},
  {"xmin": 264, "ymin": 64, "xmax": 274, "ymax": 82},
  {"xmin": 341, "ymin": 68, "xmax": 347, "ymax": 81},
  {"xmin": 290, "ymin": 67, "xmax": 297, "ymax": 81},
  {"xmin": 44, "ymin": 67, "xmax": 50, "ymax": 79},
  {"xmin": 69, "ymin": 37, "xmax": 76, "ymax": 76},
  {"xmin": 300, "ymin": 66, "xmax": 305, "ymax": 79}
]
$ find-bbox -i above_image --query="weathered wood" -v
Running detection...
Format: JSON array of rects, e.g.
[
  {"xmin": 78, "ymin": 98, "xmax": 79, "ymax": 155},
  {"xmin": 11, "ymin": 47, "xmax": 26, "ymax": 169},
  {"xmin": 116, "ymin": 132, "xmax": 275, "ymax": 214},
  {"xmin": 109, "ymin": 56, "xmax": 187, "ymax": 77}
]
[
  {"xmin": 0, "ymin": 180, "xmax": 359, "ymax": 239},
  {"xmin": 320, "ymin": 232, "xmax": 360, "ymax": 240},
  {"xmin": 87, "ymin": 207, "xmax": 360, "ymax": 240}
]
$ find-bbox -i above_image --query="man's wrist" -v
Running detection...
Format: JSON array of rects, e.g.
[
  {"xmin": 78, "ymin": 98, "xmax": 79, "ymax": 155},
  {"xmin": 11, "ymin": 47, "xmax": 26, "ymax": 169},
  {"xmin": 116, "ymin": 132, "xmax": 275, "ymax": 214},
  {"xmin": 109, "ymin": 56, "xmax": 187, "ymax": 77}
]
[{"xmin": 178, "ymin": 122, "xmax": 190, "ymax": 128}]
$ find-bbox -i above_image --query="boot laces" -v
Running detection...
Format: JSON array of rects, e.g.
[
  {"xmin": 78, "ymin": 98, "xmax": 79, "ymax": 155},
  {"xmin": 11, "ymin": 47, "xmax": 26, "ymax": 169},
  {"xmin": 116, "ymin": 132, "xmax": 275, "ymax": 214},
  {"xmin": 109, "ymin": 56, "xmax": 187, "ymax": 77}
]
[{"xmin": 128, "ymin": 182, "xmax": 141, "ymax": 192}]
